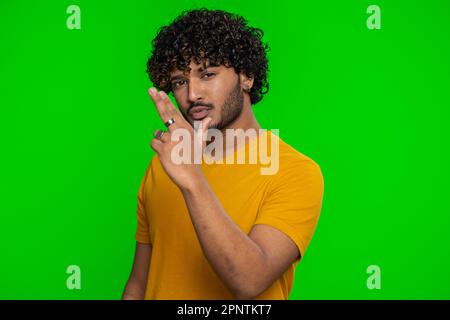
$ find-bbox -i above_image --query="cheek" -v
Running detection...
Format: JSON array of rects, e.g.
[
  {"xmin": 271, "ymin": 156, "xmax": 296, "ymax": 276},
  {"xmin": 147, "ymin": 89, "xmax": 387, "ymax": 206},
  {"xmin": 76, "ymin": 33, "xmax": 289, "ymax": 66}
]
[{"xmin": 207, "ymin": 85, "xmax": 226, "ymax": 107}]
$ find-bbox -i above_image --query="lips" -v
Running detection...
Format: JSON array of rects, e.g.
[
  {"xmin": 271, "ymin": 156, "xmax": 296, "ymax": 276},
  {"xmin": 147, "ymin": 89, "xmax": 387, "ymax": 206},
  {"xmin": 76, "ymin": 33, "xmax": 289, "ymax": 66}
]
[{"xmin": 188, "ymin": 106, "xmax": 211, "ymax": 120}]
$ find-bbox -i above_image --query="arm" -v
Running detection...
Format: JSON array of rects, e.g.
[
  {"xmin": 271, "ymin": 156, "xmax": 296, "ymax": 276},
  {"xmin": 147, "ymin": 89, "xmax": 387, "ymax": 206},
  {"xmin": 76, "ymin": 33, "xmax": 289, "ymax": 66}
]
[
  {"xmin": 147, "ymin": 88, "xmax": 300, "ymax": 300},
  {"xmin": 181, "ymin": 177, "xmax": 300, "ymax": 300},
  {"xmin": 122, "ymin": 242, "xmax": 152, "ymax": 300}
]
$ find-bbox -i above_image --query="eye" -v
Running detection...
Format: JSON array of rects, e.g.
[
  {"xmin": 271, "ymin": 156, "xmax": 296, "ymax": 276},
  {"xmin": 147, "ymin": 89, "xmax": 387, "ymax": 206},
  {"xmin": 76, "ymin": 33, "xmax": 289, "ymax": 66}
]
[
  {"xmin": 202, "ymin": 72, "xmax": 216, "ymax": 79},
  {"xmin": 172, "ymin": 79, "xmax": 187, "ymax": 88}
]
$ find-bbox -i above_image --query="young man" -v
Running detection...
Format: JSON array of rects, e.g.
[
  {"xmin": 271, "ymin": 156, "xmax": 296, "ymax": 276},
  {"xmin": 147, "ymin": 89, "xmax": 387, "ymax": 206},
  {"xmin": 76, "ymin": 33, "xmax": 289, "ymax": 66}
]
[{"xmin": 122, "ymin": 9, "xmax": 324, "ymax": 300}]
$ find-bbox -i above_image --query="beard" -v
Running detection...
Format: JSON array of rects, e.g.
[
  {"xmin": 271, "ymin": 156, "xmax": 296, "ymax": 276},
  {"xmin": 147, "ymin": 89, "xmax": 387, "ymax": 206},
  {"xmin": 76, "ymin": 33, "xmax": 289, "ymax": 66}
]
[
  {"xmin": 209, "ymin": 78, "xmax": 244, "ymax": 131},
  {"xmin": 181, "ymin": 78, "xmax": 244, "ymax": 131}
]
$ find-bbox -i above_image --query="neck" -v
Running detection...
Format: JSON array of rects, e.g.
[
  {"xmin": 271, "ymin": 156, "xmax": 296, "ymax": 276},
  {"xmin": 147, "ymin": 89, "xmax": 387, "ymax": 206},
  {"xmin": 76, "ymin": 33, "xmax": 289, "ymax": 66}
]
[{"xmin": 219, "ymin": 95, "xmax": 261, "ymax": 157}]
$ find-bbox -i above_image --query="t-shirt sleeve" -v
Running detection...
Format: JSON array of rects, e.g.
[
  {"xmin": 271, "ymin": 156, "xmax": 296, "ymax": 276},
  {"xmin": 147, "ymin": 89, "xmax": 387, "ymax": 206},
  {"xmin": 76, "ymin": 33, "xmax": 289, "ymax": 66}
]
[
  {"xmin": 254, "ymin": 159, "xmax": 324, "ymax": 263},
  {"xmin": 134, "ymin": 160, "xmax": 153, "ymax": 244}
]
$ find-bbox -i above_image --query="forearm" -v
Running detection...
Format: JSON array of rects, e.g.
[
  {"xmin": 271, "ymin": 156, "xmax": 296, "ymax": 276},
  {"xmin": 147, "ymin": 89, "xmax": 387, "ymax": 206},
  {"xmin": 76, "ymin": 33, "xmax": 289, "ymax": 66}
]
[
  {"xmin": 122, "ymin": 280, "xmax": 146, "ymax": 300},
  {"xmin": 122, "ymin": 242, "xmax": 151, "ymax": 300},
  {"xmin": 181, "ymin": 176, "xmax": 268, "ymax": 299}
]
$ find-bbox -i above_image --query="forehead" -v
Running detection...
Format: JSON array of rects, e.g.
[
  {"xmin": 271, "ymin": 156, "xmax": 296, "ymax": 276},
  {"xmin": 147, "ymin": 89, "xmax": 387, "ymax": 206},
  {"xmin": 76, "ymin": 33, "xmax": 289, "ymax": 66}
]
[{"xmin": 170, "ymin": 59, "xmax": 231, "ymax": 76}]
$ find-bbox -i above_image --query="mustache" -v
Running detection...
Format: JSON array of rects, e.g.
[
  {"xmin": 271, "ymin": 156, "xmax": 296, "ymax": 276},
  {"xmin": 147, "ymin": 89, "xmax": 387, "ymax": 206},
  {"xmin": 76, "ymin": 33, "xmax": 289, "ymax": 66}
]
[{"xmin": 187, "ymin": 102, "xmax": 214, "ymax": 113}]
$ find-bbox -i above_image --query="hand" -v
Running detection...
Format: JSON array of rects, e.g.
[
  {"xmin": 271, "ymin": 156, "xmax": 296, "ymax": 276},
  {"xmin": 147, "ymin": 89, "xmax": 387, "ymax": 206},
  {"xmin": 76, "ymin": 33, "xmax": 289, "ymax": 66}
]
[{"xmin": 148, "ymin": 87, "xmax": 212, "ymax": 191}]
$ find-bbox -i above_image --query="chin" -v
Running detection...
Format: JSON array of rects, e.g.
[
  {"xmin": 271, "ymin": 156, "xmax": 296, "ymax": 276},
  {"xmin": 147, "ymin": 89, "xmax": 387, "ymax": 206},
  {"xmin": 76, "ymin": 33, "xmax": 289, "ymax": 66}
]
[{"xmin": 207, "ymin": 121, "xmax": 220, "ymax": 130}]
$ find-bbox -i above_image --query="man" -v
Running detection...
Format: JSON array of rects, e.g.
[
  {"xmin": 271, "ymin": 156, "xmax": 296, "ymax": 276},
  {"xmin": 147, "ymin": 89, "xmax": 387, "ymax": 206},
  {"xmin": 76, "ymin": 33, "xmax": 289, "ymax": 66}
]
[{"xmin": 122, "ymin": 8, "xmax": 324, "ymax": 300}]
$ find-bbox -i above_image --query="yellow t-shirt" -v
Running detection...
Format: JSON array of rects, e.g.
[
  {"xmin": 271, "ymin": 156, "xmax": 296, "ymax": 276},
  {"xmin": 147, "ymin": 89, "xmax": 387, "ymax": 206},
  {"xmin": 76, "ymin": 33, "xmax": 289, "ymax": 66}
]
[{"xmin": 135, "ymin": 130, "xmax": 324, "ymax": 300}]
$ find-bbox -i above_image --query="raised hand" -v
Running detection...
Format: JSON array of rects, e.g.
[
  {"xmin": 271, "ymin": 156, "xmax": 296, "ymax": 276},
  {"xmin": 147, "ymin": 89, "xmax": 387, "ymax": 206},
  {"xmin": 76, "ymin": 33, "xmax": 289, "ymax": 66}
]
[{"xmin": 148, "ymin": 87, "xmax": 212, "ymax": 190}]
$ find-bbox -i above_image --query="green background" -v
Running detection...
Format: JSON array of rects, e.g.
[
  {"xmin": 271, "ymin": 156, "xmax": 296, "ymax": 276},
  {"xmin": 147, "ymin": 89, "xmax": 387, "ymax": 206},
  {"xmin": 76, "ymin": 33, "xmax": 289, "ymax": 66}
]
[{"xmin": 1, "ymin": 0, "xmax": 449, "ymax": 299}]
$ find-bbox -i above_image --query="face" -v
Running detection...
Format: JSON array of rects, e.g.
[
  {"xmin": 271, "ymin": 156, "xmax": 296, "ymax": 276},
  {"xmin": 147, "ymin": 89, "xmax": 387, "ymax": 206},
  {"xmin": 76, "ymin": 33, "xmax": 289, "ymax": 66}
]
[{"xmin": 169, "ymin": 60, "xmax": 245, "ymax": 130}]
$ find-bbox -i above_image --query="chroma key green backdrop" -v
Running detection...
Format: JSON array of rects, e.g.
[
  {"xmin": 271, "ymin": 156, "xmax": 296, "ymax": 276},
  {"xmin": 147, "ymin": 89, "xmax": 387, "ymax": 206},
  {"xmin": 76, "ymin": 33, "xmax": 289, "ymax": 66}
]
[{"xmin": 1, "ymin": 0, "xmax": 449, "ymax": 299}]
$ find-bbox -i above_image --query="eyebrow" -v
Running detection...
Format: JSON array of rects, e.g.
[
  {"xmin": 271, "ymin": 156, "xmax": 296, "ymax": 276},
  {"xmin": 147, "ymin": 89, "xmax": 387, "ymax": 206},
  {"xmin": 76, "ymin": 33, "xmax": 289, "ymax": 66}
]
[
  {"xmin": 170, "ymin": 62, "xmax": 218, "ymax": 82},
  {"xmin": 170, "ymin": 74, "xmax": 186, "ymax": 82}
]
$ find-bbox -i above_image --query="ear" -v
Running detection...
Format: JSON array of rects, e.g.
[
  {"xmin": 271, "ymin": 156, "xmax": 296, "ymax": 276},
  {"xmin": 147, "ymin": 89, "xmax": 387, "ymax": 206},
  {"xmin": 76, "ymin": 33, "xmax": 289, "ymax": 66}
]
[{"xmin": 239, "ymin": 73, "xmax": 254, "ymax": 93}]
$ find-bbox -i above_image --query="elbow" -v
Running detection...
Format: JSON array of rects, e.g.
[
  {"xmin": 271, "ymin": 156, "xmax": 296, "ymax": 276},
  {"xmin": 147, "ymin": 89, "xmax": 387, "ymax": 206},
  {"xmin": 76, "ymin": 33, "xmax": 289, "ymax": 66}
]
[
  {"xmin": 227, "ymin": 250, "xmax": 272, "ymax": 300},
  {"xmin": 229, "ymin": 258, "xmax": 271, "ymax": 300},
  {"xmin": 231, "ymin": 279, "xmax": 266, "ymax": 300},
  {"xmin": 233, "ymin": 290, "xmax": 257, "ymax": 300}
]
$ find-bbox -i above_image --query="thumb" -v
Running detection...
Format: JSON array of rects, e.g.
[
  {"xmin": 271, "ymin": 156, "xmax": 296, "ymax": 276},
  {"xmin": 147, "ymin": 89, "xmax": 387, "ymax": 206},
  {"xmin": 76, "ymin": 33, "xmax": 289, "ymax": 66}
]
[
  {"xmin": 200, "ymin": 117, "xmax": 213, "ymax": 149},
  {"xmin": 202, "ymin": 117, "xmax": 213, "ymax": 133}
]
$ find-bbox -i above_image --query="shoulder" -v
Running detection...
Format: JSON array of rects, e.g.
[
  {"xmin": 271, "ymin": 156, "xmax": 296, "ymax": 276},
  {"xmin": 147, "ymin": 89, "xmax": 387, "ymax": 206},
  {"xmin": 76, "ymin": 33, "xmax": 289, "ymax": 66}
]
[
  {"xmin": 268, "ymin": 132, "xmax": 324, "ymax": 191},
  {"xmin": 140, "ymin": 154, "xmax": 165, "ymax": 187}
]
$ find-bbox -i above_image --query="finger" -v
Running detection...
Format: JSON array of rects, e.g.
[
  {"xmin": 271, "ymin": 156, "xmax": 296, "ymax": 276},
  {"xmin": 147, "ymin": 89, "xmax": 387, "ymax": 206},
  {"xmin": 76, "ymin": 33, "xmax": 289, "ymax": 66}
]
[
  {"xmin": 159, "ymin": 91, "xmax": 180, "ymax": 116},
  {"xmin": 159, "ymin": 91, "xmax": 188, "ymax": 131},
  {"xmin": 153, "ymin": 129, "xmax": 170, "ymax": 143},
  {"xmin": 150, "ymin": 138, "xmax": 163, "ymax": 154},
  {"xmin": 202, "ymin": 117, "xmax": 213, "ymax": 134},
  {"xmin": 148, "ymin": 88, "xmax": 184, "ymax": 131},
  {"xmin": 148, "ymin": 88, "xmax": 174, "ymax": 122},
  {"xmin": 199, "ymin": 117, "xmax": 213, "ymax": 150}
]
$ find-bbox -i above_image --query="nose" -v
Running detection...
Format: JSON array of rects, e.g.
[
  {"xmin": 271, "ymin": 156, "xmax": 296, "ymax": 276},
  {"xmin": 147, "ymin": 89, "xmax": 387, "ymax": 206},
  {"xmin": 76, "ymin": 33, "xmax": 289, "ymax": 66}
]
[{"xmin": 187, "ymin": 78, "xmax": 204, "ymax": 103}]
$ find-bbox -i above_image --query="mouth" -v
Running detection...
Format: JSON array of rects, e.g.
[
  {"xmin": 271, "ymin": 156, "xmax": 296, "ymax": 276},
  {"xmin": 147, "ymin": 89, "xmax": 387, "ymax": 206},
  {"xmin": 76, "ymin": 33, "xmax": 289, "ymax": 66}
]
[{"xmin": 188, "ymin": 106, "xmax": 211, "ymax": 120}]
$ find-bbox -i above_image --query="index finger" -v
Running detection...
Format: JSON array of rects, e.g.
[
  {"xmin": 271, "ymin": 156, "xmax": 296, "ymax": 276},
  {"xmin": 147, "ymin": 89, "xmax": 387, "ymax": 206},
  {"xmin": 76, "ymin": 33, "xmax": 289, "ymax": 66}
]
[{"xmin": 148, "ymin": 88, "xmax": 184, "ymax": 131}]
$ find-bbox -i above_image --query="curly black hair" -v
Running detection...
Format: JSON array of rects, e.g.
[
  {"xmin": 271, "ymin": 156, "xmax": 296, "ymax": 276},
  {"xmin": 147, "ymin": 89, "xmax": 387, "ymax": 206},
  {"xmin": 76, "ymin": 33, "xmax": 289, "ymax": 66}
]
[{"xmin": 146, "ymin": 8, "xmax": 269, "ymax": 105}]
